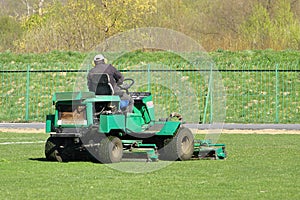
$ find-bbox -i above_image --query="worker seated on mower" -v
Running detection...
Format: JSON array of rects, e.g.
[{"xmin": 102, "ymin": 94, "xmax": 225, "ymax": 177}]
[{"xmin": 87, "ymin": 54, "xmax": 134, "ymax": 113}]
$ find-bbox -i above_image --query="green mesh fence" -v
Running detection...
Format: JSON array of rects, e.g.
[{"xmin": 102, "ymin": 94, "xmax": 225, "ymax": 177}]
[
  {"xmin": 0, "ymin": 62, "xmax": 299, "ymax": 123},
  {"xmin": 220, "ymin": 62, "xmax": 299, "ymax": 123}
]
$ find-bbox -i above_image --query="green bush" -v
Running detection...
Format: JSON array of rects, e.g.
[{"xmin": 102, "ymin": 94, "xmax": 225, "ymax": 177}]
[{"xmin": 0, "ymin": 16, "xmax": 23, "ymax": 51}]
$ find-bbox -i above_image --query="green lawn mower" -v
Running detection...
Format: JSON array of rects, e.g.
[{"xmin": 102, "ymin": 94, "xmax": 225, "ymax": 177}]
[{"xmin": 45, "ymin": 75, "xmax": 226, "ymax": 163}]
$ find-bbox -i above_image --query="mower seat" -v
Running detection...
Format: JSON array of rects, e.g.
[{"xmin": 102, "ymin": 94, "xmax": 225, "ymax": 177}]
[{"xmin": 89, "ymin": 73, "xmax": 114, "ymax": 95}]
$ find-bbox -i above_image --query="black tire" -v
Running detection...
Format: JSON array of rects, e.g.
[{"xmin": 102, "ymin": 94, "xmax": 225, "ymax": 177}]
[
  {"xmin": 45, "ymin": 137, "xmax": 63, "ymax": 162},
  {"xmin": 98, "ymin": 136, "xmax": 123, "ymax": 164},
  {"xmin": 45, "ymin": 137, "xmax": 73, "ymax": 162},
  {"xmin": 159, "ymin": 127, "xmax": 194, "ymax": 161}
]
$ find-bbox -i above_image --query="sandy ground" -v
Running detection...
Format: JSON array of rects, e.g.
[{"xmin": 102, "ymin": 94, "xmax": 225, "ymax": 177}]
[
  {"xmin": 192, "ymin": 129, "xmax": 300, "ymax": 134},
  {"xmin": 0, "ymin": 128, "xmax": 300, "ymax": 134}
]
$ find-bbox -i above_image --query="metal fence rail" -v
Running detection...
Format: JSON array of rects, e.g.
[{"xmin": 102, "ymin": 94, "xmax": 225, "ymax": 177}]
[{"xmin": 0, "ymin": 62, "xmax": 299, "ymax": 123}]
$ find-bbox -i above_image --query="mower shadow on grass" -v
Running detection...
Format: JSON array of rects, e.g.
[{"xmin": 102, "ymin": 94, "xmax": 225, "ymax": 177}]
[
  {"xmin": 28, "ymin": 157, "xmax": 94, "ymax": 163},
  {"xmin": 29, "ymin": 158, "xmax": 49, "ymax": 162}
]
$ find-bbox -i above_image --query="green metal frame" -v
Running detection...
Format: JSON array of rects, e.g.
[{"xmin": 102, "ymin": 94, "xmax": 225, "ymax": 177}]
[
  {"xmin": 122, "ymin": 140, "xmax": 158, "ymax": 161},
  {"xmin": 194, "ymin": 140, "xmax": 226, "ymax": 160}
]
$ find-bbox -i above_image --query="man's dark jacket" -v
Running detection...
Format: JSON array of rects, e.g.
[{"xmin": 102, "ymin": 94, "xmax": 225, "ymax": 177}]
[{"xmin": 87, "ymin": 61, "xmax": 124, "ymax": 92}]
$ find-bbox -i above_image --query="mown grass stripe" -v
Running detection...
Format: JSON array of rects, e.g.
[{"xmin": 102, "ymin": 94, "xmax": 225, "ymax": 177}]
[{"xmin": 0, "ymin": 141, "xmax": 44, "ymax": 145}]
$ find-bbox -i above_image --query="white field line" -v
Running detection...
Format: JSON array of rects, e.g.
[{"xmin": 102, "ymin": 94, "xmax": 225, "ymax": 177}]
[
  {"xmin": 0, "ymin": 141, "xmax": 45, "ymax": 145},
  {"xmin": 0, "ymin": 137, "xmax": 40, "ymax": 140}
]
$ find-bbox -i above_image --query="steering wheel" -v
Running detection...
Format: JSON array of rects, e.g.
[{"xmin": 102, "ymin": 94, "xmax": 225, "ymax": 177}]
[{"xmin": 118, "ymin": 78, "xmax": 135, "ymax": 94}]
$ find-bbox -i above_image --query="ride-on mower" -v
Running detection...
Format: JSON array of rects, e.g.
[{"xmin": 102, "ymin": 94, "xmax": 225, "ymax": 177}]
[{"xmin": 45, "ymin": 74, "xmax": 226, "ymax": 163}]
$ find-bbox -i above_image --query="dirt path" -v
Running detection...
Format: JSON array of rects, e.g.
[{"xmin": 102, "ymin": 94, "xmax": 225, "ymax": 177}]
[
  {"xmin": 193, "ymin": 129, "xmax": 300, "ymax": 134},
  {"xmin": 1, "ymin": 128, "xmax": 300, "ymax": 134}
]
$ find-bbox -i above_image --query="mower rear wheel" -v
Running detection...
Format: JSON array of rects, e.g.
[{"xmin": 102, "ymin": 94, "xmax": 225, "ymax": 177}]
[
  {"xmin": 160, "ymin": 127, "xmax": 194, "ymax": 161},
  {"xmin": 45, "ymin": 137, "xmax": 63, "ymax": 162},
  {"xmin": 98, "ymin": 136, "xmax": 123, "ymax": 164}
]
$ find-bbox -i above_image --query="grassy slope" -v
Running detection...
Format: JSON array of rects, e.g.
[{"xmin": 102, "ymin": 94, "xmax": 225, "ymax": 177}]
[
  {"xmin": 0, "ymin": 132, "xmax": 299, "ymax": 199},
  {"xmin": 0, "ymin": 50, "xmax": 299, "ymax": 123},
  {"xmin": 0, "ymin": 49, "xmax": 299, "ymax": 67}
]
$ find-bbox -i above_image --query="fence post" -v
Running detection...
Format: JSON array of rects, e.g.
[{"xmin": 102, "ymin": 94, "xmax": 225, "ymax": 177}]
[
  {"xmin": 275, "ymin": 64, "xmax": 279, "ymax": 123},
  {"xmin": 25, "ymin": 65, "xmax": 30, "ymax": 121},
  {"xmin": 147, "ymin": 64, "xmax": 151, "ymax": 92},
  {"xmin": 210, "ymin": 66, "xmax": 213, "ymax": 123},
  {"xmin": 203, "ymin": 66, "xmax": 213, "ymax": 124}
]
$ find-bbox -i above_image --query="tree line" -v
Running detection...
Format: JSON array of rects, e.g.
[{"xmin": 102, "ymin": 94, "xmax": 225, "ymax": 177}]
[{"xmin": 0, "ymin": 0, "xmax": 299, "ymax": 52}]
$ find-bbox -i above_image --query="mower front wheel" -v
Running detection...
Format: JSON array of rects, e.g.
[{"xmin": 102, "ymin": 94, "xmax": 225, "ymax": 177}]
[
  {"xmin": 98, "ymin": 136, "xmax": 123, "ymax": 164},
  {"xmin": 160, "ymin": 127, "xmax": 194, "ymax": 161}
]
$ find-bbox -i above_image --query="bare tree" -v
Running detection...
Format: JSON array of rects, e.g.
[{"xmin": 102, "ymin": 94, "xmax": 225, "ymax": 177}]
[
  {"xmin": 22, "ymin": 0, "xmax": 31, "ymax": 16},
  {"xmin": 39, "ymin": 0, "xmax": 44, "ymax": 16}
]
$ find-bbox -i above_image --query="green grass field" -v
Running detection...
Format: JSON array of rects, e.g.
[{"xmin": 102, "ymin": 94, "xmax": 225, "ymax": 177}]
[{"xmin": 0, "ymin": 132, "xmax": 299, "ymax": 199}]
